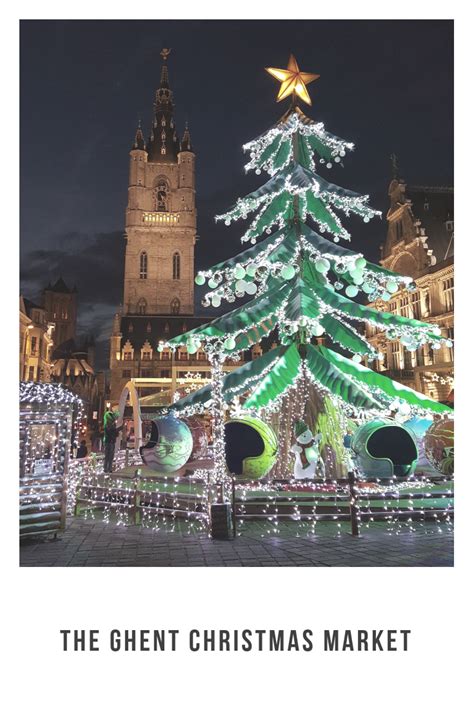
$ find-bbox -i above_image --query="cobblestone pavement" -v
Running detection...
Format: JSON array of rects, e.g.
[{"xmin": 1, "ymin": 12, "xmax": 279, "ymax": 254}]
[{"xmin": 19, "ymin": 516, "xmax": 453, "ymax": 567}]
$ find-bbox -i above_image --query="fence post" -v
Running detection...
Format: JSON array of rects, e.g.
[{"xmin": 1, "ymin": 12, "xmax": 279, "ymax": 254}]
[
  {"xmin": 133, "ymin": 468, "xmax": 141, "ymax": 526},
  {"xmin": 347, "ymin": 469, "xmax": 360, "ymax": 537}
]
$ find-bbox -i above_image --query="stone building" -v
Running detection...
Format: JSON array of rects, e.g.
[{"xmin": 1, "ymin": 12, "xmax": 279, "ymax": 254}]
[
  {"xmin": 19, "ymin": 296, "xmax": 55, "ymax": 382},
  {"xmin": 20, "ymin": 277, "xmax": 105, "ymax": 424},
  {"xmin": 365, "ymin": 177, "xmax": 454, "ymax": 403},
  {"xmin": 43, "ymin": 277, "xmax": 77, "ymax": 349},
  {"xmin": 109, "ymin": 50, "xmax": 243, "ymax": 405}
]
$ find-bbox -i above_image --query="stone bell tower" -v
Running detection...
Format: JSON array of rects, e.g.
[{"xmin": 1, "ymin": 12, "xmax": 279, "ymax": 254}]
[{"xmin": 123, "ymin": 48, "xmax": 196, "ymax": 317}]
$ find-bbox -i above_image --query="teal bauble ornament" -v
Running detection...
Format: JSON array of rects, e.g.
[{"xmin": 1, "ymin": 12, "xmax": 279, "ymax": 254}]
[
  {"xmin": 281, "ymin": 265, "xmax": 296, "ymax": 280},
  {"xmin": 140, "ymin": 416, "xmax": 193, "ymax": 474},
  {"xmin": 211, "ymin": 295, "xmax": 221, "ymax": 308},
  {"xmin": 315, "ymin": 257, "xmax": 330, "ymax": 273},
  {"xmin": 224, "ymin": 336, "xmax": 236, "ymax": 351},
  {"xmin": 208, "ymin": 279, "xmax": 218, "ymax": 289},
  {"xmin": 349, "ymin": 269, "xmax": 364, "ymax": 285},
  {"xmin": 187, "ymin": 342, "xmax": 197, "ymax": 355},
  {"xmin": 352, "ymin": 354, "xmax": 362, "ymax": 363},
  {"xmin": 346, "ymin": 285, "xmax": 359, "ymax": 298},
  {"xmin": 246, "ymin": 265, "xmax": 257, "ymax": 278},
  {"xmin": 195, "ymin": 274, "xmax": 205, "ymax": 286},
  {"xmin": 233, "ymin": 265, "xmax": 246, "ymax": 280},
  {"xmin": 381, "ymin": 291, "xmax": 391, "ymax": 301},
  {"xmin": 386, "ymin": 280, "xmax": 398, "ymax": 294},
  {"xmin": 361, "ymin": 282, "xmax": 374, "ymax": 295},
  {"xmin": 355, "ymin": 257, "xmax": 367, "ymax": 269}
]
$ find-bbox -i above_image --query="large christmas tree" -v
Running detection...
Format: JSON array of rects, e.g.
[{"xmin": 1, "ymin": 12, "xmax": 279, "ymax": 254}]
[{"xmin": 162, "ymin": 55, "xmax": 452, "ymax": 481}]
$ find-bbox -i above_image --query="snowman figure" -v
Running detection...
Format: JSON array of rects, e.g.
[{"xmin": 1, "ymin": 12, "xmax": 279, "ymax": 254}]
[{"xmin": 290, "ymin": 420, "xmax": 322, "ymax": 480}]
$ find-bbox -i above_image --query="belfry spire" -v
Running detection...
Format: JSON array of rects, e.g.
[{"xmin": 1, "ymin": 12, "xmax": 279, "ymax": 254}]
[{"xmin": 148, "ymin": 48, "xmax": 179, "ymax": 162}]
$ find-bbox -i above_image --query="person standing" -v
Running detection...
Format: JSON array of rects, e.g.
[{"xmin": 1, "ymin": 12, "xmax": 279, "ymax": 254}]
[
  {"xmin": 76, "ymin": 439, "xmax": 88, "ymax": 459},
  {"xmin": 103, "ymin": 412, "xmax": 123, "ymax": 473}
]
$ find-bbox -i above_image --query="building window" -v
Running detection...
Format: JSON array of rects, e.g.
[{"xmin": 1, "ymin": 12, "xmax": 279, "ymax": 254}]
[
  {"xmin": 170, "ymin": 297, "xmax": 180, "ymax": 314},
  {"xmin": 122, "ymin": 369, "xmax": 132, "ymax": 379},
  {"xmin": 140, "ymin": 251, "xmax": 148, "ymax": 279},
  {"xmin": 137, "ymin": 298, "xmax": 147, "ymax": 315},
  {"xmin": 123, "ymin": 351, "xmax": 133, "ymax": 361},
  {"xmin": 173, "ymin": 252, "xmax": 180, "ymax": 280},
  {"xmin": 142, "ymin": 351, "xmax": 152, "ymax": 360},
  {"xmin": 400, "ymin": 296, "xmax": 410, "ymax": 318},
  {"xmin": 160, "ymin": 351, "xmax": 170, "ymax": 360},
  {"xmin": 141, "ymin": 369, "xmax": 151, "ymax": 377},
  {"xmin": 391, "ymin": 341, "xmax": 401, "ymax": 370},
  {"xmin": 160, "ymin": 369, "xmax": 171, "ymax": 378},
  {"xmin": 28, "ymin": 366, "xmax": 35, "ymax": 381},
  {"xmin": 446, "ymin": 220, "xmax": 454, "ymax": 232},
  {"xmin": 146, "ymin": 322, "xmax": 152, "ymax": 333},
  {"xmin": 30, "ymin": 336, "xmax": 38, "ymax": 355},
  {"xmin": 411, "ymin": 292, "xmax": 421, "ymax": 319},
  {"xmin": 424, "ymin": 200, "xmax": 429, "ymax": 211},
  {"xmin": 155, "ymin": 179, "xmax": 169, "ymax": 211},
  {"xmin": 442, "ymin": 277, "xmax": 454, "ymax": 311}
]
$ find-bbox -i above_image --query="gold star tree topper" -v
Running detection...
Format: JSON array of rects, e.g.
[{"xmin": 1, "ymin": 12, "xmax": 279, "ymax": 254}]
[{"xmin": 265, "ymin": 54, "xmax": 319, "ymax": 106}]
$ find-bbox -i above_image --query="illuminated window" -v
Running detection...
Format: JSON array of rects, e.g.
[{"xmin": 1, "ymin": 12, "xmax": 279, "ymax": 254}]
[
  {"xmin": 442, "ymin": 278, "xmax": 454, "ymax": 311},
  {"xmin": 170, "ymin": 297, "xmax": 180, "ymax": 314},
  {"xmin": 173, "ymin": 252, "xmax": 180, "ymax": 280},
  {"xmin": 140, "ymin": 251, "xmax": 148, "ymax": 279},
  {"xmin": 123, "ymin": 351, "xmax": 133, "ymax": 361}
]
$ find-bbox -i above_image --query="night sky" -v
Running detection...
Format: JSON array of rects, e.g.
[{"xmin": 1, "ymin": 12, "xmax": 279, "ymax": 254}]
[{"xmin": 20, "ymin": 20, "xmax": 453, "ymax": 369}]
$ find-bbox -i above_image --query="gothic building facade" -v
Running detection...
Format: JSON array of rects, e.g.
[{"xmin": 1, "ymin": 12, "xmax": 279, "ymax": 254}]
[
  {"xmin": 109, "ymin": 51, "xmax": 240, "ymax": 406},
  {"xmin": 365, "ymin": 178, "xmax": 454, "ymax": 403}
]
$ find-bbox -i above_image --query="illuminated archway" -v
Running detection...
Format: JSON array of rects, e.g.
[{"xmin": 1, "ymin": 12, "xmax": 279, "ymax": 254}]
[{"xmin": 117, "ymin": 380, "xmax": 143, "ymax": 451}]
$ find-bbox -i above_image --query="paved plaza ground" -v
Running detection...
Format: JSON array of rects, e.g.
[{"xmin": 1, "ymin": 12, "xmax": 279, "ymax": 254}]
[{"xmin": 20, "ymin": 516, "xmax": 453, "ymax": 567}]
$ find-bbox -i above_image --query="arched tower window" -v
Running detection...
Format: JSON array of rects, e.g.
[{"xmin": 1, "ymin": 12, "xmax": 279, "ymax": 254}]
[
  {"xmin": 170, "ymin": 298, "xmax": 180, "ymax": 315},
  {"xmin": 139, "ymin": 251, "xmax": 148, "ymax": 280},
  {"xmin": 154, "ymin": 178, "xmax": 169, "ymax": 212},
  {"xmin": 137, "ymin": 298, "xmax": 147, "ymax": 315},
  {"xmin": 173, "ymin": 252, "xmax": 180, "ymax": 280}
]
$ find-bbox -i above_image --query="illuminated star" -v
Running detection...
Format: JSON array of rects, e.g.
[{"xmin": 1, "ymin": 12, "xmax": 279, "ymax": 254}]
[{"xmin": 265, "ymin": 54, "xmax": 320, "ymax": 106}]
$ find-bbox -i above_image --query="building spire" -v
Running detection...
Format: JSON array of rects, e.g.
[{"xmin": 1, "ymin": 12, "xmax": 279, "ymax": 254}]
[
  {"xmin": 132, "ymin": 118, "xmax": 145, "ymax": 151},
  {"xmin": 180, "ymin": 121, "xmax": 193, "ymax": 152},
  {"xmin": 148, "ymin": 48, "xmax": 179, "ymax": 163},
  {"xmin": 390, "ymin": 152, "xmax": 399, "ymax": 180}
]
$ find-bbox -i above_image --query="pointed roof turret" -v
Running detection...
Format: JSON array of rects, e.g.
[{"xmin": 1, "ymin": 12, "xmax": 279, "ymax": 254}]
[
  {"xmin": 148, "ymin": 48, "xmax": 179, "ymax": 163},
  {"xmin": 45, "ymin": 277, "xmax": 75, "ymax": 294},
  {"xmin": 132, "ymin": 119, "xmax": 146, "ymax": 151},
  {"xmin": 180, "ymin": 122, "xmax": 193, "ymax": 153}
]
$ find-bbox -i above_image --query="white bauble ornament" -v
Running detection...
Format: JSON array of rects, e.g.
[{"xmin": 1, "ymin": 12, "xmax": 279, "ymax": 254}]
[
  {"xmin": 195, "ymin": 274, "xmax": 205, "ymax": 286},
  {"xmin": 386, "ymin": 280, "xmax": 398, "ymax": 294}
]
